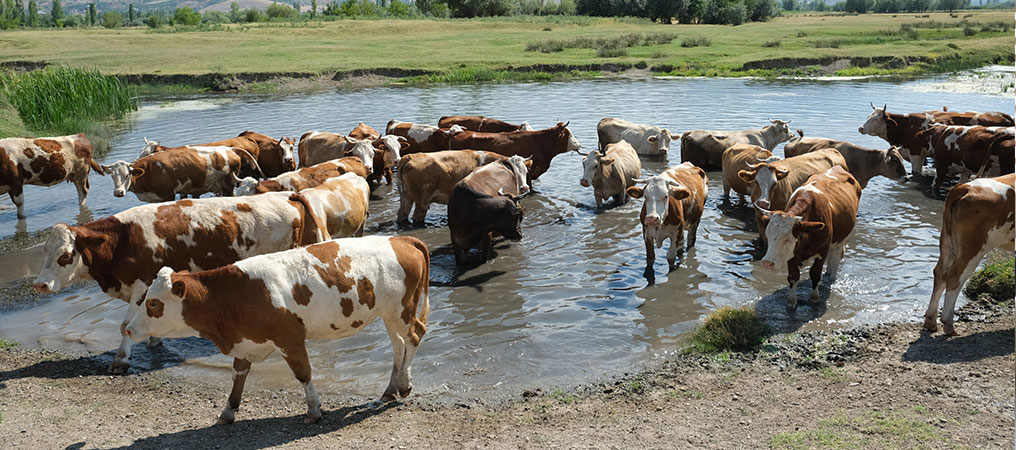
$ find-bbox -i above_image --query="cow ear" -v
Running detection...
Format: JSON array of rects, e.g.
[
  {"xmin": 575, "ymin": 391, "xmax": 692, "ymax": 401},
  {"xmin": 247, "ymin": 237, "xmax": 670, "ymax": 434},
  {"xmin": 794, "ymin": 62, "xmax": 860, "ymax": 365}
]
[
  {"xmin": 171, "ymin": 280, "xmax": 186, "ymax": 298},
  {"xmin": 794, "ymin": 221, "xmax": 825, "ymax": 233},
  {"xmin": 74, "ymin": 230, "xmax": 108, "ymax": 251},
  {"xmin": 647, "ymin": 135, "xmax": 658, "ymax": 143},
  {"xmin": 130, "ymin": 167, "xmax": 145, "ymax": 177},
  {"xmin": 670, "ymin": 187, "xmax": 691, "ymax": 200},
  {"xmin": 886, "ymin": 116, "xmax": 898, "ymax": 127},
  {"xmin": 600, "ymin": 157, "xmax": 615, "ymax": 165},
  {"xmin": 625, "ymin": 186, "xmax": 644, "ymax": 199},
  {"xmin": 738, "ymin": 170, "xmax": 757, "ymax": 183},
  {"xmin": 775, "ymin": 169, "xmax": 790, "ymax": 180},
  {"xmin": 760, "ymin": 214, "xmax": 770, "ymax": 226}
]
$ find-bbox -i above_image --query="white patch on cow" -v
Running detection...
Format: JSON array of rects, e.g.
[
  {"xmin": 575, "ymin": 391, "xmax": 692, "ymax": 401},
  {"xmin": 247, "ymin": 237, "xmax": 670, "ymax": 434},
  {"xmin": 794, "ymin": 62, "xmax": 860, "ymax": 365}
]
[
  {"xmin": 580, "ymin": 151, "xmax": 599, "ymax": 187},
  {"xmin": 567, "ymin": 130, "xmax": 582, "ymax": 152},
  {"xmin": 407, "ymin": 124, "xmax": 438, "ymax": 143},
  {"xmin": 345, "ymin": 139, "xmax": 375, "ymax": 174},
  {"xmin": 234, "ymin": 177, "xmax": 260, "ymax": 196},
  {"xmin": 103, "ymin": 160, "xmax": 135, "ymax": 198},
  {"xmin": 520, "ymin": 121, "xmax": 534, "ymax": 132},
  {"xmin": 968, "ymin": 177, "xmax": 1014, "ymax": 198},
  {"xmin": 33, "ymin": 224, "xmax": 88, "ymax": 293},
  {"xmin": 761, "ymin": 213, "xmax": 800, "ymax": 271},
  {"xmin": 754, "ymin": 166, "xmax": 779, "ymax": 208},
  {"xmin": 376, "ymin": 135, "xmax": 403, "ymax": 167},
  {"xmin": 139, "ymin": 138, "xmax": 160, "ymax": 158},
  {"xmin": 639, "ymin": 174, "xmax": 679, "ymax": 228},
  {"xmin": 506, "ymin": 155, "xmax": 531, "ymax": 195}
]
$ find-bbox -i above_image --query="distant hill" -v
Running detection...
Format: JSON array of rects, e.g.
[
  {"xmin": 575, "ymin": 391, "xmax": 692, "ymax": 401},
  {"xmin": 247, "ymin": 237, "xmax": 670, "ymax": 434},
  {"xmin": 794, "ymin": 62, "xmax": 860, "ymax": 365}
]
[
  {"xmin": 200, "ymin": 0, "xmax": 275, "ymax": 12},
  {"xmin": 35, "ymin": 0, "xmax": 303, "ymax": 13}
]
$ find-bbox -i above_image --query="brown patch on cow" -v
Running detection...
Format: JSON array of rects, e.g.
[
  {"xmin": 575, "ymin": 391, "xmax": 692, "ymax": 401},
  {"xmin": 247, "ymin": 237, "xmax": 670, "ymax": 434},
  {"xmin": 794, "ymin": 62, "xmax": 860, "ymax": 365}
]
[
  {"xmin": 210, "ymin": 151, "xmax": 228, "ymax": 171},
  {"xmin": 351, "ymin": 320, "xmax": 363, "ymax": 328},
  {"xmin": 292, "ymin": 283, "xmax": 312, "ymax": 306},
  {"xmin": 329, "ymin": 323, "xmax": 340, "ymax": 330},
  {"xmin": 236, "ymin": 203, "xmax": 253, "ymax": 212},
  {"xmin": 178, "ymin": 199, "xmax": 194, "ymax": 207},
  {"xmin": 29, "ymin": 150, "xmax": 67, "ymax": 184},
  {"xmin": 306, "ymin": 241, "xmax": 356, "ymax": 293},
  {"xmin": 340, "ymin": 298, "xmax": 354, "ymax": 317},
  {"xmin": 258, "ymin": 180, "xmax": 284, "ymax": 193},
  {"xmin": 357, "ymin": 278, "xmax": 375, "ymax": 309},
  {"xmin": 388, "ymin": 236, "xmax": 429, "ymax": 347},
  {"xmin": 22, "ymin": 147, "xmax": 34, "ymax": 158},
  {"xmin": 146, "ymin": 298, "xmax": 164, "ymax": 318},
  {"xmin": 73, "ymin": 134, "xmax": 93, "ymax": 160},
  {"xmin": 153, "ymin": 203, "xmax": 192, "ymax": 240},
  {"xmin": 33, "ymin": 139, "xmax": 62, "ymax": 153}
]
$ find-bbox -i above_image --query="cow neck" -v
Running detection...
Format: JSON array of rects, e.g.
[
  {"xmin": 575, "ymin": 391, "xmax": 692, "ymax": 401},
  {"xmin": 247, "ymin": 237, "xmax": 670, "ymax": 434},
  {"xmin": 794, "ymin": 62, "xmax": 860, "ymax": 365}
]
[
  {"xmin": 884, "ymin": 112, "xmax": 922, "ymax": 146},
  {"xmin": 662, "ymin": 193, "xmax": 684, "ymax": 226},
  {"xmin": 72, "ymin": 216, "xmax": 129, "ymax": 293}
]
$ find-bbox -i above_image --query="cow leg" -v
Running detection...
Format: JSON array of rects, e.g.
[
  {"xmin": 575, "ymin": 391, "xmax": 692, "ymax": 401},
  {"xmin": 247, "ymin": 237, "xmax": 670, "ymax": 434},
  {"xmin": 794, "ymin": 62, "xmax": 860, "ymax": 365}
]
[
  {"xmin": 9, "ymin": 186, "xmax": 25, "ymax": 220},
  {"xmin": 957, "ymin": 170, "xmax": 970, "ymax": 185},
  {"xmin": 722, "ymin": 179, "xmax": 731, "ymax": 200},
  {"xmin": 74, "ymin": 178, "xmax": 89, "ymax": 207},
  {"xmin": 940, "ymin": 252, "xmax": 984, "ymax": 336},
  {"xmin": 396, "ymin": 194, "xmax": 413, "ymax": 225},
  {"xmin": 111, "ymin": 291, "xmax": 145, "ymax": 374},
  {"xmin": 686, "ymin": 220, "xmax": 700, "ymax": 249},
  {"xmin": 280, "ymin": 345, "xmax": 321, "ymax": 424},
  {"xmin": 786, "ymin": 264, "xmax": 801, "ymax": 312},
  {"xmin": 594, "ymin": 195, "xmax": 603, "ymax": 209},
  {"xmin": 412, "ymin": 201, "xmax": 429, "ymax": 225},
  {"xmin": 825, "ymin": 243, "xmax": 846, "ymax": 282},
  {"xmin": 808, "ymin": 257, "xmax": 825, "ymax": 302},
  {"xmin": 385, "ymin": 168, "xmax": 393, "ymax": 185},
  {"xmin": 667, "ymin": 233, "xmax": 682, "ymax": 270},
  {"xmin": 480, "ymin": 232, "xmax": 494, "ymax": 262},
  {"xmin": 910, "ymin": 153, "xmax": 923, "ymax": 177},
  {"xmin": 381, "ymin": 322, "xmax": 407, "ymax": 402},
  {"xmin": 217, "ymin": 358, "xmax": 252, "ymax": 425},
  {"xmin": 643, "ymin": 235, "xmax": 656, "ymax": 282}
]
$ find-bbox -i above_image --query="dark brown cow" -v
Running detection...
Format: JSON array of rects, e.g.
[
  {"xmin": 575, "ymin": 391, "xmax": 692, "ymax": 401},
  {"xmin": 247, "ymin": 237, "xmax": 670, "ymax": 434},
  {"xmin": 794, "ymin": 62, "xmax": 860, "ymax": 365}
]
[
  {"xmin": 447, "ymin": 156, "xmax": 530, "ymax": 266},
  {"xmin": 438, "ymin": 115, "xmax": 533, "ymax": 133},
  {"xmin": 927, "ymin": 109, "xmax": 1014, "ymax": 127},
  {"xmin": 386, "ymin": 120, "xmax": 465, "ymax": 154},
  {"xmin": 758, "ymin": 166, "xmax": 862, "ymax": 312},
  {"xmin": 0, "ymin": 133, "xmax": 103, "ymax": 219},
  {"xmin": 33, "ymin": 192, "xmax": 326, "ymax": 373},
  {"xmin": 125, "ymin": 236, "xmax": 430, "ymax": 424},
  {"xmin": 913, "ymin": 125, "xmax": 1015, "ymax": 193},
  {"xmin": 447, "ymin": 122, "xmax": 582, "ymax": 181},
  {"xmin": 235, "ymin": 157, "xmax": 369, "ymax": 195},
  {"xmin": 924, "ymin": 174, "xmax": 1014, "ymax": 335}
]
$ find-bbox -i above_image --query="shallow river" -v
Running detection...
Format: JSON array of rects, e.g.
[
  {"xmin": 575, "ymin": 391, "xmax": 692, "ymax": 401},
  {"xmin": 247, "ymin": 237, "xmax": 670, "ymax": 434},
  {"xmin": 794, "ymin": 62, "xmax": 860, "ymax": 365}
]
[{"xmin": 0, "ymin": 73, "xmax": 1011, "ymax": 401}]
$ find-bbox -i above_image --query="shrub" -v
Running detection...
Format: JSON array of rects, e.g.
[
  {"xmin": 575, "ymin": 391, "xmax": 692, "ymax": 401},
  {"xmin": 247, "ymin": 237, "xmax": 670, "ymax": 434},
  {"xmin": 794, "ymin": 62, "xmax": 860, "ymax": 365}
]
[
  {"xmin": 812, "ymin": 38, "xmax": 841, "ymax": 48},
  {"xmin": 690, "ymin": 306, "xmax": 769, "ymax": 352},
  {"xmin": 719, "ymin": 1, "xmax": 747, "ymax": 25},
  {"xmin": 681, "ymin": 36, "xmax": 711, "ymax": 47},
  {"xmin": 761, "ymin": 39, "xmax": 781, "ymax": 47},
  {"xmin": 144, "ymin": 14, "xmax": 162, "ymax": 27},
  {"xmin": 596, "ymin": 46, "xmax": 627, "ymax": 57},
  {"xmin": 526, "ymin": 39, "xmax": 565, "ymax": 52},
  {"xmin": 962, "ymin": 25, "xmax": 976, "ymax": 36},
  {"xmin": 796, "ymin": 30, "xmax": 807, "ymax": 37},
  {"xmin": 173, "ymin": 7, "xmax": 201, "ymax": 25},
  {"xmin": 202, "ymin": 10, "xmax": 231, "ymax": 23},
  {"xmin": 388, "ymin": 0, "xmax": 411, "ymax": 16},
  {"xmin": 0, "ymin": 66, "xmax": 137, "ymax": 135},
  {"xmin": 266, "ymin": 2, "xmax": 299, "ymax": 19},
  {"xmin": 243, "ymin": 8, "xmax": 266, "ymax": 22},
  {"xmin": 963, "ymin": 257, "xmax": 1014, "ymax": 302},
  {"xmin": 101, "ymin": 11, "xmax": 122, "ymax": 28}
]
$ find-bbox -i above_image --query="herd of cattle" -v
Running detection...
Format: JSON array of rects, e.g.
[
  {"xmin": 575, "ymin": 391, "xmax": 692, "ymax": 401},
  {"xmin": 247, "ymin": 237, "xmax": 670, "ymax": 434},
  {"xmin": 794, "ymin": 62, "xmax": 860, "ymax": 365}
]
[{"xmin": 0, "ymin": 106, "xmax": 1011, "ymax": 425}]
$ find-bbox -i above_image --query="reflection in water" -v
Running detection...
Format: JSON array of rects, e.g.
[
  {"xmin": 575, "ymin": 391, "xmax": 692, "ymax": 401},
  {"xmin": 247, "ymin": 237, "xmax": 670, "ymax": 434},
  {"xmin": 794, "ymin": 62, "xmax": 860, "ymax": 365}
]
[{"xmin": 0, "ymin": 76, "xmax": 1010, "ymax": 400}]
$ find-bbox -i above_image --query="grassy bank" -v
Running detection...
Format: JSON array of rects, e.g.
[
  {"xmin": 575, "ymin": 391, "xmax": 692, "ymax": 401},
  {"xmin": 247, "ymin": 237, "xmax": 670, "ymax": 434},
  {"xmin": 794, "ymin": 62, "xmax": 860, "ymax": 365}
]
[{"xmin": 0, "ymin": 11, "xmax": 1009, "ymax": 92}]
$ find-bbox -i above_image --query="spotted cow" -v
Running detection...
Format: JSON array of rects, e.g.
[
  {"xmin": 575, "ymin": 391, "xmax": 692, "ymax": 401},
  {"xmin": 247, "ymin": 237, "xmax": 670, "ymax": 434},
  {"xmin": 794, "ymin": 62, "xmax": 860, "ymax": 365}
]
[
  {"xmin": 386, "ymin": 120, "xmax": 465, "ymax": 154},
  {"xmin": 0, "ymin": 133, "xmax": 103, "ymax": 219},
  {"xmin": 396, "ymin": 150, "xmax": 509, "ymax": 225},
  {"xmin": 597, "ymin": 117, "xmax": 678, "ymax": 157},
  {"xmin": 33, "ymin": 192, "xmax": 326, "ymax": 373},
  {"xmin": 299, "ymin": 173, "xmax": 371, "ymax": 238},
  {"xmin": 783, "ymin": 131, "xmax": 908, "ymax": 188},
  {"xmin": 235, "ymin": 157, "xmax": 369, "ymax": 196},
  {"xmin": 125, "ymin": 236, "xmax": 430, "ymax": 424},
  {"xmin": 912, "ymin": 125, "xmax": 1015, "ymax": 193},
  {"xmin": 104, "ymin": 146, "xmax": 263, "ymax": 202},
  {"xmin": 297, "ymin": 132, "xmax": 376, "ymax": 174},
  {"xmin": 448, "ymin": 122, "xmax": 581, "ymax": 181},
  {"xmin": 138, "ymin": 132, "xmax": 294, "ymax": 177}
]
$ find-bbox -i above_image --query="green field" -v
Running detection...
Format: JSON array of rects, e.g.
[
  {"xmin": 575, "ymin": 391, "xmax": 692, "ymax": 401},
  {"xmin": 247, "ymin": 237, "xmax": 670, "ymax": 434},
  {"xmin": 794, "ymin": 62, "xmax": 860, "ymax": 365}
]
[{"xmin": 0, "ymin": 11, "xmax": 1010, "ymax": 80}]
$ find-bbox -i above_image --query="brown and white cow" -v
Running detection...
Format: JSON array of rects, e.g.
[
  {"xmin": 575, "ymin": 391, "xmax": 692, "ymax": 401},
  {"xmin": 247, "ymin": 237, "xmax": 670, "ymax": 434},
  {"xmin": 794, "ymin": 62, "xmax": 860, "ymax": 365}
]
[
  {"xmin": 924, "ymin": 174, "xmax": 1014, "ymax": 335},
  {"xmin": 104, "ymin": 146, "xmax": 262, "ymax": 202},
  {"xmin": 347, "ymin": 123, "xmax": 407, "ymax": 186},
  {"xmin": 597, "ymin": 117, "xmax": 679, "ymax": 157},
  {"xmin": 912, "ymin": 125, "xmax": 1015, "ymax": 193},
  {"xmin": 396, "ymin": 150, "xmax": 509, "ymax": 225},
  {"xmin": 927, "ymin": 109, "xmax": 1014, "ymax": 127},
  {"xmin": 348, "ymin": 122, "xmax": 380, "ymax": 141},
  {"xmin": 386, "ymin": 120, "xmax": 465, "ymax": 154},
  {"xmin": 299, "ymin": 173, "xmax": 370, "ymax": 238},
  {"xmin": 625, "ymin": 162, "xmax": 708, "ymax": 283},
  {"xmin": 125, "ymin": 235, "xmax": 430, "ymax": 424},
  {"xmin": 448, "ymin": 156, "xmax": 530, "ymax": 266},
  {"xmin": 578, "ymin": 140, "xmax": 642, "ymax": 208},
  {"xmin": 739, "ymin": 148, "xmax": 847, "ymax": 243},
  {"xmin": 448, "ymin": 122, "xmax": 581, "ymax": 181},
  {"xmin": 139, "ymin": 132, "xmax": 295, "ymax": 178},
  {"xmin": 720, "ymin": 144, "xmax": 774, "ymax": 201},
  {"xmin": 33, "ymin": 192, "xmax": 326, "ymax": 373},
  {"xmin": 0, "ymin": 134, "xmax": 103, "ymax": 219},
  {"xmin": 297, "ymin": 132, "xmax": 376, "ymax": 173},
  {"xmin": 235, "ymin": 157, "xmax": 369, "ymax": 196},
  {"xmin": 758, "ymin": 166, "xmax": 862, "ymax": 311},
  {"xmin": 438, "ymin": 115, "xmax": 533, "ymax": 133},
  {"xmin": 680, "ymin": 119, "xmax": 793, "ymax": 170},
  {"xmin": 783, "ymin": 131, "xmax": 908, "ymax": 188}
]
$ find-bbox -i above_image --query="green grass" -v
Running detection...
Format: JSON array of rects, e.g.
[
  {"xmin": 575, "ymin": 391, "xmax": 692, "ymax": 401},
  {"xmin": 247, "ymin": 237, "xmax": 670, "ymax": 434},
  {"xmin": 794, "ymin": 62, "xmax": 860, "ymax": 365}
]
[
  {"xmin": 0, "ymin": 96, "xmax": 30, "ymax": 138},
  {"xmin": 963, "ymin": 257, "xmax": 1014, "ymax": 302},
  {"xmin": 0, "ymin": 11, "xmax": 1008, "ymax": 81},
  {"xmin": 689, "ymin": 306, "xmax": 769, "ymax": 353},
  {"xmin": 548, "ymin": 387, "xmax": 577, "ymax": 404},
  {"xmin": 0, "ymin": 338, "xmax": 18, "ymax": 349},
  {"xmin": 770, "ymin": 409, "xmax": 949, "ymax": 449}
]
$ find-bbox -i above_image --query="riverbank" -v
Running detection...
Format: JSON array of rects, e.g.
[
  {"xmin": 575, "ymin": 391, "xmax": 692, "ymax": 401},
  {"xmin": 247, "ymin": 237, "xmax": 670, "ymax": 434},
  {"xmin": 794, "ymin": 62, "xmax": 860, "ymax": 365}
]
[
  {"xmin": 0, "ymin": 297, "xmax": 1010, "ymax": 449},
  {"xmin": 0, "ymin": 11, "xmax": 1011, "ymax": 94}
]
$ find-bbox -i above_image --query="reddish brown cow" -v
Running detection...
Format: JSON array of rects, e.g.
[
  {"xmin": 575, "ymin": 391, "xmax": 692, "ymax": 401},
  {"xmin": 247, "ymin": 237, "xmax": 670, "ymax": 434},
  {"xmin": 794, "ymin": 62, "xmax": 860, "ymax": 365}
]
[
  {"xmin": 913, "ymin": 125, "xmax": 1015, "ymax": 193},
  {"xmin": 139, "ymin": 132, "xmax": 293, "ymax": 177},
  {"xmin": 448, "ymin": 122, "xmax": 582, "ymax": 181},
  {"xmin": 105, "ymin": 146, "xmax": 262, "ymax": 202},
  {"xmin": 0, "ymin": 133, "xmax": 103, "ymax": 219},
  {"xmin": 235, "ymin": 157, "xmax": 369, "ymax": 195},
  {"xmin": 386, "ymin": 120, "xmax": 464, "ymax": 154},
  {"xmin": 346, "ymin": 123, "xmax": 408, "ymax": 186},
  {"xmin": 348, "ymin": 122, "xmax": 380, "ymax": 141},
  {"xmin": 924, "ymin": 174, "xmax": 1015, "ymax": 335},
  {"xmin": 438, "ymin": 116, "xmax": 533, "ymax": 133},
  {"xmin": 758, "ymin": 166, "xmax": 862, "ymax": 312}
]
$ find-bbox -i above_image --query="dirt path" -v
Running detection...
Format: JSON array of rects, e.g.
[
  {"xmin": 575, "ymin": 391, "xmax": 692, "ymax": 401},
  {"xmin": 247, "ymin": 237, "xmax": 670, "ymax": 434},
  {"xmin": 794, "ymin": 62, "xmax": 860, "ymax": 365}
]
[{"xmin": 1, "ymin": 301, "xmax": 1012, "ymax": 450}]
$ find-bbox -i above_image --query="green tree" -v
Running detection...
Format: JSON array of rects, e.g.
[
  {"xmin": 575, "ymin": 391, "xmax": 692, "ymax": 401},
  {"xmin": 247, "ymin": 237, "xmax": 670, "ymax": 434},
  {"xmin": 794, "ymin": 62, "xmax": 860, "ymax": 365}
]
[
  {"xmin": 128, "ymin": 3, "xmax": 135, "ymax": 23},
  {"xmin": 173, "ymin": 6, "xmax": 200, "ymax": 24},
  {"xmin": 781, "ymin": 0, "xmax": 795, "ymax": 9},
  {"xmin": 102, "ymin": 10, "xmax": 121, "ymax": 27},
  {"xmin": 144, "ymin": 13, "xmax": 161, "ymax": 27},
  {"xmin": 27, "ymin": 0, "xmax": 36, "ymax": 25},
  {"xmin": 229, "ymin": 1, "xmax": 240, "ymax": 21},
  {"xmin": 14, "ymin": 0, "xmax": 23, "ymax": 25},
  {"xmin": 646, "ymin": 0, "xmax": 679, "ymax": 22},
  {"xmin": 936, "ymin": 0, "xmax": 962, "ymax": 11},
  {"xmin": 310, "ymin": 0, "xmax": 317, "ymax": 16},
  {"xmin": 88, "ymin": 3, "xmax": 96, "ymax": 25},
  {"xmin": 49, "ymin": 0, "xmax": 62, "ymax": 25},
  {"xmin": 266, "ymin": 2, "xmax": 299, "ymax": 18}
]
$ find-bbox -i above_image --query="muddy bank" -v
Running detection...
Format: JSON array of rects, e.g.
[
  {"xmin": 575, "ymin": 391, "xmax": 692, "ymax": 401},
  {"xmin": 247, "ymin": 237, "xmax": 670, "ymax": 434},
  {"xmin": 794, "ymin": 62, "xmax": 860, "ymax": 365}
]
[{"xmin": 0, "ymin": 298, "xmax": 1010, "ymax": 449}]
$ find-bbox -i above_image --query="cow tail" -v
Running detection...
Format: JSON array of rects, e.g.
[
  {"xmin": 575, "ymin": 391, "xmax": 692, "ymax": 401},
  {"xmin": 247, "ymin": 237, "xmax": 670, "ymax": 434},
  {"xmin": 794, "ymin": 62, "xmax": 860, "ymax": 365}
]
[
  {"xmin": 413, "ymin": 237, "xmax": 430, "ymax": 326},
  {"xmin": 90, "ymin": 158, "xmax": 104, "ymax": 176},
  {"xmin": 289, "ymin": 193, "xmax": 327, "ymax": 245}
]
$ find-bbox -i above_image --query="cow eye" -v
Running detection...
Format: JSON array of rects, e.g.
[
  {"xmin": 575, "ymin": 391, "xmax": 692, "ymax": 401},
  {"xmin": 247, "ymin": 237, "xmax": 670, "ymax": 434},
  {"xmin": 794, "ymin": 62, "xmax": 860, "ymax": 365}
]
[
  {"xmin": 57, "ymin": 252, "xmax": 74, "ymax": 266},
  {"xmin": 147, "ymin": 298, "xmax": 163, "ymax": 312}
]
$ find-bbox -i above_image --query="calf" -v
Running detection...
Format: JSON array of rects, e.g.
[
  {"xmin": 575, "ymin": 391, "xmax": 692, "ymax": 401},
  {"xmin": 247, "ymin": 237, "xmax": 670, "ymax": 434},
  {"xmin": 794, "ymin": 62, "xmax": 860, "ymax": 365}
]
[
  {"xmin": 386, "ymin": 120, "xmax": 464, "ymax": 154},
  {"xmin": 125, "ymin": 236, "xmax": 430, "ymax": 424},
  {"xmin": 912, "ymin": 125, "xmax": 1015, "ymax": 193},
  {"xmin": 0, "ymin": 133, "xmax": 103, "ymax": 219},
  {"xmin": 297, "ymin": 131, "xmax": 376, "ymax": 173},
  {"xmin": 448, "ymin": 122, "xmax": 581, "ymax": 181},
  {"xmin": 597, "ymin": 117, "xmax": 678, "ymax": 157},
  {"xmin": 439, "ymin": 115, "xmax": 533, "ymax": 133},
  {"xmin": 720, "ymin": 144, "xmax": 774, "ymax": 201},
  {"xmin": 783, "ymin": 131, "xmax": 907, "ymax": 188},
  {"xmin": 578, "ymin": 140, "xmax": 642, "ymax": 208},
  {"xmin": 396, "ymin": 150, "xmax": 509, "ymax": 224},
  {"xmin": 104, "ymin": 146, "xmax": 262, "ymax": 202},
  {"xmin": 738, "ymin": 148, "xmax": 847, "ymax": 243},
  {"xmin": 625, "ymin": 162, "xmax": 708, "ymax": 283},
  {"xmin": 924, "ymin": 174, "xmax": 1015, "ymax": 335},
  {"xmin": 448, "ymin": 156, "xmax": 530, "ymax": 266},
  {"xmin": 300, "ymin": 173, "xmax": 370, "ymax": 238},
  {"xmin": 680, "ymin": 119, "xmax": 793, "ymax": 169},
  {"xmin": 235, "ymin": 157, "xmax": 368, "ymax": 196},
  {"xmin": 33, "ymin": 192, "xmax": 325, "ymax": 373},
  {"xmin": 758, "ymin": 166, "xmax": 862, "ymax": 311}
]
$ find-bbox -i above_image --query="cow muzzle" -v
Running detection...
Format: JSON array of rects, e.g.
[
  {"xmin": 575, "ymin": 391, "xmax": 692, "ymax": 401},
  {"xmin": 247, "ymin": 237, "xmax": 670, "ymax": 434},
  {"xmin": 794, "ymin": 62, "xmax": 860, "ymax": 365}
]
[
  {"xmin": 580, "ymin": 179, "xmax": 590, "ymax": 188},
  {"xmin": 755, "ymin": 199, "xmax": 771, "ymax": 210},
  {"xmin": 857, "ymin": 127, "xmax": 865, "ymax": 134},
  {"xmin": 33, "ymin": 282, "xmax": 52, "ymax": 294},
  {"xmin": 114, "ymin": 190, "xmax": 125, "ymax": 198},
  {"xmin": 761, "ymin": 260, "xmax": 775, "ymax": 270},
  {"xmin": 645, "ymin": 215, "xmax": 661, "ymax": 227}
]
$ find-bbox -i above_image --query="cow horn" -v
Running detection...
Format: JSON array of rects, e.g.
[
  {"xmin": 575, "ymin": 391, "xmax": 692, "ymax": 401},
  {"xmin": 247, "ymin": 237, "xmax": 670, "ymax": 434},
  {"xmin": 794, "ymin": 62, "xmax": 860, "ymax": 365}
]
[
  {"xmin": 231, "ymin": 173, "xmax": 242, "ymax": 185},
  {"xmin": 754, "ymin": 204, "xmax": 772, "ymax": 215},
  {"xmin": 882, "ymin": 104, "xmax": 887, "ymax": 112},
  {"xmin": 575, "ymin": 149, "xmax": 588, "ymax": 156},
  {"xmin": 563, "ymin": 121, "xmax": 570, "ymax": 127},
  {"xmin": 632, "ymin": 177, "xmax": 647, "ymax": 184},
  {"xmin": 785, "ymin": 120, "xmax": 792, "ymax": 124},
  {"xmin": 871, "ymin": 102, "xmax": 876, "ymax": 110},
  {"xmin": 523, "ymin": 156, "xmax": 533, "ymax": 162}
]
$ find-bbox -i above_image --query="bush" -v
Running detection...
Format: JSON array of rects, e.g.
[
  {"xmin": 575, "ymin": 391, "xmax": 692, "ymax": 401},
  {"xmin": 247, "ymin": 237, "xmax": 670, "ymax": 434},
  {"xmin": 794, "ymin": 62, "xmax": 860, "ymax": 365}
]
[
  {"xmin": 963, "ymin": 257, "xmax": 1014, "ymax": 302},
  {"xmin": 596, "ymin": 46, "xmax": 627, "ymax": 57},
  {"xmin": 446, "ymin": 0, "xmax": 513, "ymax": 16},
  {"xmin": 266, "ymin": 2, "xmax": 299, "ymax": 18},
  {"xmin": 145, "ymin": 14, "xmax": 162, "ymax": 27},
  {"xmin": 962, "ymin": 25, "xmax": 976, "ymax": 36},
  {"xmin": 0, "ymin": 66, "xmax": 137, "ymax": 134},
  {"xmin": 690, "ymin": 306, "xmax": 769, "ymax": 352},
  {"xmin": 101, "ymin": 11, "xmax": 122, "ymax": 28},
  {"xmin": 681, "ymin": 36, "xmax": 711, "ymax": 47},
  {"xmin": 719, "ymin": 1, "xmax": 746, "ymax": 25},
  {"xmin": 812, "ymin": 38, "xmax": 842, "ymax": 48},
  {"xmin": 243, "ymin": 8, "xmax": 266, "ymax": 22},
  {"xmin": 388, "ymin": 0, "xmax": 411, "ymax": 16},
  {"xmin": 761, "ymin": 39, "xmax": 781, "ymax": 47},
  {"xmin": 202, "ymin": 10, "xmax": 231, "ymax": 23},
  {"xmin": 173, "ymin": 6, "xmax": 201, "ymax": 25}
]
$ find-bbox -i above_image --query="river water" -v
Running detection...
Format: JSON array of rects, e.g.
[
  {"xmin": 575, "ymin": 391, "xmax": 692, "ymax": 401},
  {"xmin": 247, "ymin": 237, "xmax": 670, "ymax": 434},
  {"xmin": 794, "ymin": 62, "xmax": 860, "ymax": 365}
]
[{"xmin": 0, "ymin": 73, "xmax": 1011, "ymax": 402}]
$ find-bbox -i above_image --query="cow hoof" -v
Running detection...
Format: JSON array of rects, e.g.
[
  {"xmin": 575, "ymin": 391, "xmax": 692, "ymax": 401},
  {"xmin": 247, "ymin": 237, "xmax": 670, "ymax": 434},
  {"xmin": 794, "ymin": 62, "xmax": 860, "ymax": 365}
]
[
  {"xmin": 381, "ymin": 389, "xmax": 398, "ymax": 403},
  {"xmin": 810, "ymin": 289, "xmax": 820, "ymax": 301},
  {"xmin": 215, "ymin": 416, "xmax": 235, "ymax": 425},
  {"xmin": 942, "ymin": 324, "xmax": 957, "ymax": 336},
  {"xmin": 303, "ymin": 413, "xmax": 322, "ymax": 424},
  {"xmin": 398, "ymin": 385, "xmax": 413, "ymax": 398},
  {"xmin": 108, "ymin": 361, "xmax": 130, "ymax": 375},
  {"xmin": 922, "ymin": 317, "xmax": 938, "ymax": 332},
  {"xmin": 785, "ymin": 304, "xmax": 797, "ymax": 314}
]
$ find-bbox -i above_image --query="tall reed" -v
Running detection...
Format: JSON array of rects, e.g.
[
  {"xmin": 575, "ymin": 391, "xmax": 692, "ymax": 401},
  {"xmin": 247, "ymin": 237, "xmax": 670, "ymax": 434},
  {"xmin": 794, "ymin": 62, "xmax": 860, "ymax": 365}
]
[{"xmin": 0, "ymin": 66, "xmax": 137, "ymax": 135}]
